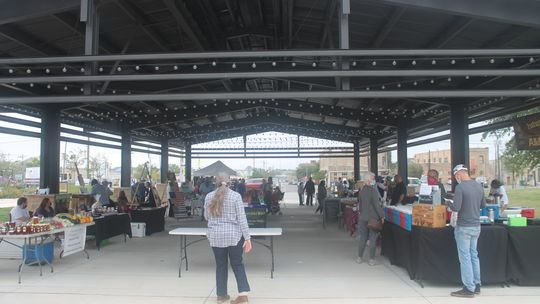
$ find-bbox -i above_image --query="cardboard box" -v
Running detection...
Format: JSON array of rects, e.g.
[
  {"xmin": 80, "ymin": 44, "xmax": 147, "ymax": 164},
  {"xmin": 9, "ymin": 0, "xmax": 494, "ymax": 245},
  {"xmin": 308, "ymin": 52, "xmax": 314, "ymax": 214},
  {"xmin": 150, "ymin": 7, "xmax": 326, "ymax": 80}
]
[
  {"xmin": 412, "ymin": 204, "xmax": 447, "ymax": 228},
  {"xmin": 508, "ymin": 217, "xmax": 527, "ymax": 227},
  {"xmin": 130, "ymin": 222, "xmax": 146, "ymax": 237}
]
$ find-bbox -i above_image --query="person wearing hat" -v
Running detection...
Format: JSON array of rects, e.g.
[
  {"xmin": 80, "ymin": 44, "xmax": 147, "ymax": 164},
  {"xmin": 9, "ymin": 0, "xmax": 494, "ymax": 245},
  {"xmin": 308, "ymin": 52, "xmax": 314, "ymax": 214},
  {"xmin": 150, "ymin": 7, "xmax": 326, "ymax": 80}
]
[
  {"xmin": 488, "ymin": 179, "xmax": 509, "ymax": 213},
  {"xmin": 446, "ymin": 164, "xmax": 487, "ymax": 298}
]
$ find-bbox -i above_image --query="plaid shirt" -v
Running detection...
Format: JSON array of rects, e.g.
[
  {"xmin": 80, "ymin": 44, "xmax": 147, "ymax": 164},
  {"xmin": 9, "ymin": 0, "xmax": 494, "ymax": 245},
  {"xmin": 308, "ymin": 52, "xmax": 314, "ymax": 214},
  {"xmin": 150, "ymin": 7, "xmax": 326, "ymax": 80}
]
[{"xmin": 204, "ymin": 188, "xmax": 250, "ymax": 248}]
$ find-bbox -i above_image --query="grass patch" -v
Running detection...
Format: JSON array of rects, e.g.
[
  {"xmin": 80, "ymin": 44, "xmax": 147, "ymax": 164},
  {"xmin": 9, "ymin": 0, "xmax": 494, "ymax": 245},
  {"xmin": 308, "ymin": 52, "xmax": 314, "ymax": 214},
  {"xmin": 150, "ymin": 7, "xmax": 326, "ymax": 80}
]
[
  {"xmin": 507, "ymin": 188, "xmax": 540, "ymax": 210},
  {"xmin": 0, "ymin": 207, "xmax": 10, "ymax": 222}
]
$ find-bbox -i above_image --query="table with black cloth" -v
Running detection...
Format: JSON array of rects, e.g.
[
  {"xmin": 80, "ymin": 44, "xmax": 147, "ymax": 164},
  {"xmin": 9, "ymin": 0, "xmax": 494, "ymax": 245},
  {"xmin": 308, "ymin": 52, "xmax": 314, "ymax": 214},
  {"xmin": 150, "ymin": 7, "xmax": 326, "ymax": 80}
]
[
  {"xmin": 130, "ymin": 207, "xmax": 166, "ymax": 235},
  {"xmin": 506, "ymin": 224, "xmax": 540, "ymax": 286},
  {"xmin": 87, "ymin": 213, "xmax": 132, "ymax": 250},
  {"xmin": 382, "ymin": 222, "xmax": 508, "ymax": 285}
]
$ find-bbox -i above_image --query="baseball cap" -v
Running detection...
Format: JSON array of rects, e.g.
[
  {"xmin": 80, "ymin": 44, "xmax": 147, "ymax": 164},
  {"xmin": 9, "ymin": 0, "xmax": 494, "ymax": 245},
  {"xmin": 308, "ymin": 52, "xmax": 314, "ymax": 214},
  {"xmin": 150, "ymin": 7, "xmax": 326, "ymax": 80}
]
[{"xmin": 452, "ymin": 164, "xmax": 468, "ymax": 176}]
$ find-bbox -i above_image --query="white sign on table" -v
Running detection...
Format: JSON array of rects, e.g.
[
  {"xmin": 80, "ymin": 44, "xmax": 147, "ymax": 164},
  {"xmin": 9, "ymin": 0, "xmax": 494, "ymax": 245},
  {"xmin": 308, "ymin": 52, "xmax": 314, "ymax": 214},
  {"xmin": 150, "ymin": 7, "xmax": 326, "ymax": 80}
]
[{"xmin": 62, "ymin": 225, "xmax": 87, "ymax": 257}]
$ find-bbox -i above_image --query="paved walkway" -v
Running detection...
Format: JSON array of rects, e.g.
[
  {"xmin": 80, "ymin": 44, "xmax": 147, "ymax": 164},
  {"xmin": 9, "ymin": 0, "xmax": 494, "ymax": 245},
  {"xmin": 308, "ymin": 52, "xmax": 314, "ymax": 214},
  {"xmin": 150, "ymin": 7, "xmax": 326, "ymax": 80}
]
[
  {"xmin": 0, "ymin": 198, "xmax": 17, "ymax": 208},
  {"xmin": 1, "ymin": 193, "xmax": 540, "ymax": 303}
]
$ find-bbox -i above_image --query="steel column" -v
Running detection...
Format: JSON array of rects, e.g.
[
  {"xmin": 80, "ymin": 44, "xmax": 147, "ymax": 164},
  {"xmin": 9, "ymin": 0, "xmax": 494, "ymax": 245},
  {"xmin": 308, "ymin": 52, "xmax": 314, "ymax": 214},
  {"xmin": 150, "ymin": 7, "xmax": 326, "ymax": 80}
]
[
  {"xmin": 40, "ymin": 109, "xmax": 61, "ymax": 194},
  {"xmin": 339, "ymin": 0, "xmax": 350, "ymax": 91},
  {"xmin": 397, "ymin": 120, "xmax": 408, "ymax": 183},
  {"xmin": 370, "ymin": 138, "xmax": 379, "ymax": 175},
  {"xmin": 185, "ymin": 143, "xmax": 192, "ymax": 182},
  {"xmin": 450, "ymin": 103, "xmax": 469, "ymax": 191},
  {"xmin": 82, "ymin": 0, "xmax": 98, "ymax": 95},
  {"xmin": 161, "ymin": 138, "xmax": 169, "ymax": 183},
  {"xmin": 353, "ymin": 141, "xmax": 360, "ymax": 181},
  {"xmin": 120, "ymin": 128, "xmax": 131, "ymax": 187}
]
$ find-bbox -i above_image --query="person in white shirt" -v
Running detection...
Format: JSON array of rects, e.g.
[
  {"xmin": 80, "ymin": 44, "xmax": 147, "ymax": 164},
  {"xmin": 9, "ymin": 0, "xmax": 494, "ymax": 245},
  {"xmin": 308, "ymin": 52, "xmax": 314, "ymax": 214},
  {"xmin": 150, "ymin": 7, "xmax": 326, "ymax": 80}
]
[
  {"xmin": 489, "ymin": 179, "xmax": 509, "ymax": 212},
  {"xmin": 10, "ymin": 197, "xmax": 31, "ymax": 225}
]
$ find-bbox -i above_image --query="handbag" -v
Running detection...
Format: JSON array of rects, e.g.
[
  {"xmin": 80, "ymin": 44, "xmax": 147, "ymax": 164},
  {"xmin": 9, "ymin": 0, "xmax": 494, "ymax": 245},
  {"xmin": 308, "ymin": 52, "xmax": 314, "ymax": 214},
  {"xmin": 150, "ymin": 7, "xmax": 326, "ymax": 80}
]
[{"xmin": 366, "ymin": 189, "xmax": 383, "ymax": 232}]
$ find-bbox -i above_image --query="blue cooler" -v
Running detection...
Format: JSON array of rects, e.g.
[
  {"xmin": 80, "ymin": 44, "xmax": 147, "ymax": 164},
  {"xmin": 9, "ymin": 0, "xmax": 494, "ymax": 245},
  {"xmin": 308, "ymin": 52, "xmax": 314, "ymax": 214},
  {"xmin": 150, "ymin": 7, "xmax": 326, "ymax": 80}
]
[
  {"xmin": 23, "ymin": 241, "xmax": 54, "ymax": 265},
  {"xmin": 481, "ymin": 204, "xmax": 500, "ymax": 220}
]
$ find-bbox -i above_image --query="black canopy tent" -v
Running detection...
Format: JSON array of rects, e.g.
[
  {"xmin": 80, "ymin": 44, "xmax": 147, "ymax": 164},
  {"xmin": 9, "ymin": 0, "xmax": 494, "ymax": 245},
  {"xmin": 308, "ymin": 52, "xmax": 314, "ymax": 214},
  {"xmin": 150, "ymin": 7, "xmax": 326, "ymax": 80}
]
[{"xmin": 193, "ymin": 161, "xmax": 238, "ymax": 178}]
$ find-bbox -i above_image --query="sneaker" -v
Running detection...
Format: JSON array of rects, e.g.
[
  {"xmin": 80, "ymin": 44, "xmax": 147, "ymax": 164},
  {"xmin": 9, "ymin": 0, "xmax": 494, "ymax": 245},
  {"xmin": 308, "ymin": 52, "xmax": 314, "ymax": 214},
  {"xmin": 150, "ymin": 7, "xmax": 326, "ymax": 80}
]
[
  {"xmin": 475, "ymin": 284, "xmax": 481, "ymax": 295},
  {"xmin": 368, "ymin": 259, "xmax": 377, "ymax": 266},
  {"xmin": 230, "ymin": 295, "xmax": 249, "ymax": 304},
  {"xmin": 450, "ymin": 288, "xmax": 475, "ymax": 298},
  {"xmin": 355, "ymin": 257, "xmax": 363, "ymax": 264},
  {"xmin": 217, "ymin": 295, "xmax": 230, "ymax": 303}
]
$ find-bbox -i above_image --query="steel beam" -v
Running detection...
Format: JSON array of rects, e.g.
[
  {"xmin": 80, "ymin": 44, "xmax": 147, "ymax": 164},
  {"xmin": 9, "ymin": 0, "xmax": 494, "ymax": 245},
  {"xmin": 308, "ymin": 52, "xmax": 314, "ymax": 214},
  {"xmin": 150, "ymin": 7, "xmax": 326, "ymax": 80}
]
[
  {"xmin": 0, "ymin": 0, "xmax": 79, "ymax": 25},
  {"xmin": 4, "ymin": 69, "xmax": 540, "ymax": 84},
  {"xmin": 396, "ymin": 120, "xmax": 408, "ymax": 185},
  {"xmin": 425, "ymin": 16, "xmax": 474, "ymax": 48},
  {"xmin": 371, "ymin": 7, "xmax": 405, "ymax": 48},
  {"xmin": 370, "ymin": 138, "xmax": 378, "ymax": 175},
  {"xmin": 163, "ymin": 0, "xmax": 208, "ymax": 51},
  {"xmin": 450, "ymin": 103, "xmax": 469, "ymax": 191},
  {"xmin": 2, "ymin": 90, "xmax": 540, "ymax": 104},
  {"xmin": 379, "ymin": 0, "xmax": 540, "ymax": 29},
  {"xmin": 3, "ymin": 49, "xmax": 540, "ymax": 65},
  {"xmin": 185, "ymin": 143, "xmax": 192, "ymax": 182},
  {"xmin": 0, "ymin": 24, "xmax": 65, "ymax": 56},
  {"xmin": 160, "ymin": 138, "xmax": 169, "ymax": 183},
  {"xmin": 40, "ymin": 109, "xmax": 61, "ymax": 194},
  {"xmin": 115, "ymin": 0, "xmax": 170, "ymax": 52},
  {"xmin": 353, "ymin": 142, "xmax": 360, "ymax": 181},
  {"xmin": 120, "ymin": 127, "xmax": 132, "ymax": 187}
]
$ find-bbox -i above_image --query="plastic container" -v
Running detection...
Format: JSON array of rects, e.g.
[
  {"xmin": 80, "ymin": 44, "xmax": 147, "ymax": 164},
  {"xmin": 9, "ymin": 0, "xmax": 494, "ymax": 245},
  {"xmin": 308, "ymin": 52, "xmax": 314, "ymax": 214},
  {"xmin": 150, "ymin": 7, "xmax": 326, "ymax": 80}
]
[
  {"xmin": 481, "ymin": 204, "xmax": 500, "ymax": 220},
  {"xmin": 521, "ymin": 208, "xmax": 535, "ymax": 219},
  {"xmin": 508, "ymin": 217, "xmax": 527, "ymax": 227},
  {"xmin": 23, "ymin": 241, "xmax": 54, "ymax": 264},
  {"xmin": 130, "ymin": 222, "xmax": 146, "ymax": 237}
]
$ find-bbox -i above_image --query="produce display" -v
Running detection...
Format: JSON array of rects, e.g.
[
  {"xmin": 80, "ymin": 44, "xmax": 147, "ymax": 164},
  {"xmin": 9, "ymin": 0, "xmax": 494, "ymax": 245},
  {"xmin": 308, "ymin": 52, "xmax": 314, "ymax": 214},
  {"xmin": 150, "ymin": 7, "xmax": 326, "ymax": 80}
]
[{"xmin": 0, "ymin": 213, "xmax": 93, "ymax": 236}]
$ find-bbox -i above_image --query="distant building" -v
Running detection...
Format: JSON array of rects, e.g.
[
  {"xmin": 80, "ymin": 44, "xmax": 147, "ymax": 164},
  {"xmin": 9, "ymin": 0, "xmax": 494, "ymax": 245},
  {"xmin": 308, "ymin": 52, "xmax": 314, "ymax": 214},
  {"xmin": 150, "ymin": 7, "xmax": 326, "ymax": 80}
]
[
  {"xmin": 319, "ymin": 151, "xmax": 391, "ymax": 181},
  {"xmin": 412, "ymin": 148, "xmax": 491, "ymax": 182}
]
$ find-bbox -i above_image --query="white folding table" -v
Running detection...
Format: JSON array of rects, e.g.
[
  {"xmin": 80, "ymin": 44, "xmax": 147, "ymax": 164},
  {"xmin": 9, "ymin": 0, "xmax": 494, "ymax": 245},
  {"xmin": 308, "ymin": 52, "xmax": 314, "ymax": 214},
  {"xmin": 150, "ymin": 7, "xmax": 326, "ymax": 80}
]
[{"xmin": 169, "ymin": 227, "xmax": 283, "ymax": 278}]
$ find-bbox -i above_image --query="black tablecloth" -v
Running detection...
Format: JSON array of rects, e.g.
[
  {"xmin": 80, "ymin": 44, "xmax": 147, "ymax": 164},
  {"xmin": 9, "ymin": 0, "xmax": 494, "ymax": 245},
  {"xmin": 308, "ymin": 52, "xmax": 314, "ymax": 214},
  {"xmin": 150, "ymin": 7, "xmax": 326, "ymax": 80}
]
[
  {"xmin": 507, "ymin": 225, "xmax": 540, "ymax": 285},
  {"xmin": 87, "ymin": 213, "xmax": 132, "ymax": 249},
  {"xmin": 130, "ymin": 207, "xmax": 166, "ymax": 235},
  {"xmin": 382, "ymin": 223, "xmax": 507, "ymax": 284}
]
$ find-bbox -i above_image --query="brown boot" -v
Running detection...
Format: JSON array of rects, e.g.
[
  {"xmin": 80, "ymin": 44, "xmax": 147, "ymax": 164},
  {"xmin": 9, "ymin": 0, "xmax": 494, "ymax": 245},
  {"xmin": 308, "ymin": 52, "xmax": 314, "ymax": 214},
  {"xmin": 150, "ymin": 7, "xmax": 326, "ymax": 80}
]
[
  {"xmin": 230, "ymin": 295, "xmax": 249, "ymax": 304},
  {"xmin": 217, "ymin": 295, "xmax": 230, "ymax": 303}
]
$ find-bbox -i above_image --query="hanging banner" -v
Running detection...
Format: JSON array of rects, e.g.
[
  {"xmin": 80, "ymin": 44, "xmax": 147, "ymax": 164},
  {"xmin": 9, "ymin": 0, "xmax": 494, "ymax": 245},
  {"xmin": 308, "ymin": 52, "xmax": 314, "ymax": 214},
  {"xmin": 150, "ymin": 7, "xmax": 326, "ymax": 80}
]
[{"xmin": 514, "ymin": 113, "xmax": 540, "ymax": 150}]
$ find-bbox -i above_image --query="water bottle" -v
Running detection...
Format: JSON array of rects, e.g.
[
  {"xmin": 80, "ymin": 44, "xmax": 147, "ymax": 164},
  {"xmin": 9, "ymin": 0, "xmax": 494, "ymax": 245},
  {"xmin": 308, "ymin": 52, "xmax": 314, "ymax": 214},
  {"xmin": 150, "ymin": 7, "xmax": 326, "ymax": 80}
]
[{"xmin": 488, "ymin": 209, "xmax": 495, "ymax": 222}]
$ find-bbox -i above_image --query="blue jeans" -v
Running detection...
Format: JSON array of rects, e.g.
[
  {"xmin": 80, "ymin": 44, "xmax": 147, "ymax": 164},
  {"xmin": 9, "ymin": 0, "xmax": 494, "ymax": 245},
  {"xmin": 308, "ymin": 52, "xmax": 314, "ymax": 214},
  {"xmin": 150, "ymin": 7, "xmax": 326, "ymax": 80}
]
[
  {"xmin": 212, "ymin": 238, "xmax": 250, "ymax": 296},
  {"xmin": 454, "ymin": 225, "xmax": 481, "ymax": 292}
]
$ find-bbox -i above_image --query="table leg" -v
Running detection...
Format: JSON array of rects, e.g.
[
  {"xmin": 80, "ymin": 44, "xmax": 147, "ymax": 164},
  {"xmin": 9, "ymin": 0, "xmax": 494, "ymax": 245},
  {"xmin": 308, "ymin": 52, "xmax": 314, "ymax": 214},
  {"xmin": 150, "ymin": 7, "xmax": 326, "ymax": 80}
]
[
  {"xmin": 184, "ymin": 235, "xmax": 189, "ymax": 271},
  {"xmin": 178, "ymin": 235, "xmax": 183, "ymax": 277},
  {"xmin": 18, "ymin": 238, "xmax": 27, "ymax": 284},
  {"xmin": 270, "ymin": 236, "xmax": 275, "ymax": 279}
]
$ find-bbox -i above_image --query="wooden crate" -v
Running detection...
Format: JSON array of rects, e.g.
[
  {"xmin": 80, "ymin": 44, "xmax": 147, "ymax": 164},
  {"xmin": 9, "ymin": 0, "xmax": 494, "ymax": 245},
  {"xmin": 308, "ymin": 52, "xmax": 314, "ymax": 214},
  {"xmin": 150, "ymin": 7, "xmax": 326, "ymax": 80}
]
[
  {"xmin": 412, "ymin": 204, "xmax": 447, "ymax": 228},
  {"xmin": 155, "ymin": 183, "xmax": 169, "ymax": 206}
]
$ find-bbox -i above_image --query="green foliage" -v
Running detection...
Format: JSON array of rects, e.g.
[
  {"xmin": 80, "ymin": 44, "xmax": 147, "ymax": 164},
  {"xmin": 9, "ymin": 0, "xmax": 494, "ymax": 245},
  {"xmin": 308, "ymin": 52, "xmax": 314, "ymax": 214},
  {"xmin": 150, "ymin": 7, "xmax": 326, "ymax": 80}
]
[
  {"xmin": 296, "ymin": 161, "xmax": 325, "ymax": 180},
  {"xmin": 502, "ymin": 137, "xmax": 540, "ymax": 183},
  {"xmin": 0, "ymin": 185, "xmax": 27, "ymax": 199},
  {"xmin": 408, "ymin": 162, "xmax": 424, "ymax": 178},
  {"xmin": 250, "ymin": 168, "xmax": 282, "ymax": 178},
  {"xmin": 0, "ymin": 207, "xmax": 10, "ymax": 222},
  {"xmin": 169, "ymin": 164, "xmax": 181, "ymax": 174},
  {"xmin": 133, "ymin": 163, "xmax": 160, "ymax": 182}
]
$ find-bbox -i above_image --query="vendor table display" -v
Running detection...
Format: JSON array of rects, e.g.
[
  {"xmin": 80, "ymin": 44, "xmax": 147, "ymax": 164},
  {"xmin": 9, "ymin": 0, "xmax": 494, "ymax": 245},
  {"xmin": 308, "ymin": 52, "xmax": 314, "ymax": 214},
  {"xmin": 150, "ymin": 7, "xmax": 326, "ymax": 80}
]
[
  {"xmin": 382, "ymin": 222, "xmax": 508, "ymax": 285},
  {"xmin": 506, "ymin": 224, "xmax": 540, "ymax": 285},
  {"xmin": 87, "ymin": 213, "xmax": 131, "ymax": 250},
  {"xmin": 169, "ymin": 227, "xmax": 282, "ymax": 279},
  {"xmin": 129, "ymin": 207, "xmax": 166, "ymax": 235},
  {"xmin": 0, "ymin": 216, "xmax": 94, "ymax": 283}
]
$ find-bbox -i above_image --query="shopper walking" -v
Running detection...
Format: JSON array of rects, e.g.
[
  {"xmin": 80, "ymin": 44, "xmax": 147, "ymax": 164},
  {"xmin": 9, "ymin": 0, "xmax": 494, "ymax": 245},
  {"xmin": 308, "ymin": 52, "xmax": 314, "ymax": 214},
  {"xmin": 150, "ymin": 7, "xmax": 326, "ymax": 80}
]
[
  {"xmin": 447, "ymin": 164, "xmax": 486, "ymax": 298},
  {"xmin": 205, "ymin": 174, "xmax": 252, "ymax": 304},
  {"xmin": 315, "ymin": 180, "xmax": 327, "ymax": 214},
  {"xmin": 356, "ymin": 172, "xmax": 384, "ymax": 266},
  {"xmin": 304, "ymin": 177, "xmax": 315, "ymax": 206},
  {"xmin": 297, "ymin": 181, "xmax": 305, "ymax": 206}
]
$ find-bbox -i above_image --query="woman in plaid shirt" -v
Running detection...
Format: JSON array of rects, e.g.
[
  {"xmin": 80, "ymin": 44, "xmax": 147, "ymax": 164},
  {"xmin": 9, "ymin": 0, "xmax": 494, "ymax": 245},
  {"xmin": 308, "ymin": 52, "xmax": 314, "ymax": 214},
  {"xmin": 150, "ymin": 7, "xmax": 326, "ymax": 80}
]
[{"xmin": 205, "ymin": 174, "xmax": 252, "ymax": 304}]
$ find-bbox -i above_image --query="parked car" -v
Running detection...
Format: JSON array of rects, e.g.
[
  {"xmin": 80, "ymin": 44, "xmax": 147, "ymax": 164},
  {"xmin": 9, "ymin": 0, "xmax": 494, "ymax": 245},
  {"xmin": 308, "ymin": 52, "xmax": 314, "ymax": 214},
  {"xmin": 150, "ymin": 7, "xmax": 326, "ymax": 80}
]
[{"xmin": 408, "ymin": 177, "xmax": 422, "ymax": 194}]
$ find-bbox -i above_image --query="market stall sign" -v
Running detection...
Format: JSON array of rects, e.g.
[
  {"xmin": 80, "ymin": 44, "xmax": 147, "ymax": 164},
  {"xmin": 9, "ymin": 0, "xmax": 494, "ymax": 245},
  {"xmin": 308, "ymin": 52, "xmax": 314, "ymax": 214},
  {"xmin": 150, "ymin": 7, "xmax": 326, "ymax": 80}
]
[{"xmin": 514, "ymin": 112, "xmax": 540, "ymax": 150}]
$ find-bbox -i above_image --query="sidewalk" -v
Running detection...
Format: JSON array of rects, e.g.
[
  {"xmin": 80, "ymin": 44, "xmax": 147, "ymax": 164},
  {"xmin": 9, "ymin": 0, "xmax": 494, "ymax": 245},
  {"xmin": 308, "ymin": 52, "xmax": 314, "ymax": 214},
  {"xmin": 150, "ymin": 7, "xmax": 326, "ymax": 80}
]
[
  {"xmin": 1, "ymin": 197, "xmax": 540, "ymax": 303},
  {"xmin": 0, "ymin": 198, "xmax": 16, "ymax": 208}
]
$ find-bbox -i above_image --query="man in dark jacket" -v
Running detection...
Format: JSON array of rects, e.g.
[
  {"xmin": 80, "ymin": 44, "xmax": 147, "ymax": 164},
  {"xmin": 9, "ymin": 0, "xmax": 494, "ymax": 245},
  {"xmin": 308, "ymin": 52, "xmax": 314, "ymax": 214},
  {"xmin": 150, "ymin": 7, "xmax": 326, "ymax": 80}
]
[{"xmin": 304, "ymin": 177, "xmax": 315, "ymax": 206}]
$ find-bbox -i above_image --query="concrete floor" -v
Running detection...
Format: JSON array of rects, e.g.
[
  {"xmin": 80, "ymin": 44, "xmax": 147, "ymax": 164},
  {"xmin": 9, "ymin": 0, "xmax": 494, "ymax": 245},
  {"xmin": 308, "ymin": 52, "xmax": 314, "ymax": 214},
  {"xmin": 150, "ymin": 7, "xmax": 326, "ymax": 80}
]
[{"xmin": 1, "ymin": 193, "xmax": 540, "ymax": 303}]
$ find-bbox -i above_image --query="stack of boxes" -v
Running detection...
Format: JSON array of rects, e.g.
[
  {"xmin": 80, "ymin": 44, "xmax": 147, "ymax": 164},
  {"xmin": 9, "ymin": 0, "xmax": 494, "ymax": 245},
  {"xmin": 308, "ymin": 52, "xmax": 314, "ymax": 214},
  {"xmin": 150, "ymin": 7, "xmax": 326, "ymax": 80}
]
[
  {"xmin": 384, "ymin": 205, "xmax": 412, "ymax": 231},
  {"xmin": 411, "ymin": 204, "xmax": 447, "ymax": 229}
]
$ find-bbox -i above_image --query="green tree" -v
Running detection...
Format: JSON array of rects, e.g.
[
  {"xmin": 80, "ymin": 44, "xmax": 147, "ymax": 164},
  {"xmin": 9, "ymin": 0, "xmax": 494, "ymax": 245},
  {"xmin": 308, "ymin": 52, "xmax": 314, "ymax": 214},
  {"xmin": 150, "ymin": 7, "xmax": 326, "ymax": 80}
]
[
  {"xmin": 296, "ymin": 161, "xmax": 325, "ymax": 180},
  {"xmin": 502, "ymin": 137, "xmax": 540, "ymax": 188},
  {"xmin": 408, "ymin": 162, "xmax": 424, "ymax": 178},
  {"xmin": 169, "ymin": 164, "xmax": 181, "ymax": 174},
  {"xmin": 133, "ymin": 163, "xmax": 160, "ymax": 182},
  {"xmin": 250, "ymin": 168, "xmax": 282, "ymax": 178}
]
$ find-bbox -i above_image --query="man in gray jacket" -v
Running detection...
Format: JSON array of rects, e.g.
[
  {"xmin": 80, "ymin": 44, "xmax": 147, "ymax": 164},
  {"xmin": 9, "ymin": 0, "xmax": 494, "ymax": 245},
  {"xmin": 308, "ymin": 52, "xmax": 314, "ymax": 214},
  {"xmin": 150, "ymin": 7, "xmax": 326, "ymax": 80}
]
[{"xmin": 447, "ymin": 164, "xmax": 486, "ymax": 298}]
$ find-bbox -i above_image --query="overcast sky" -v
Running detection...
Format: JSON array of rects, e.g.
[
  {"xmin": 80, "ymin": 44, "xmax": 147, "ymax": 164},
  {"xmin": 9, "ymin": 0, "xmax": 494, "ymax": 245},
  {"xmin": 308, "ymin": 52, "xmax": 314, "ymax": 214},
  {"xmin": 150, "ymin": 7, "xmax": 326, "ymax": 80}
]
[{"xmin": 0, "ymin": 113, "xmax": 512, "ymax": 171}]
